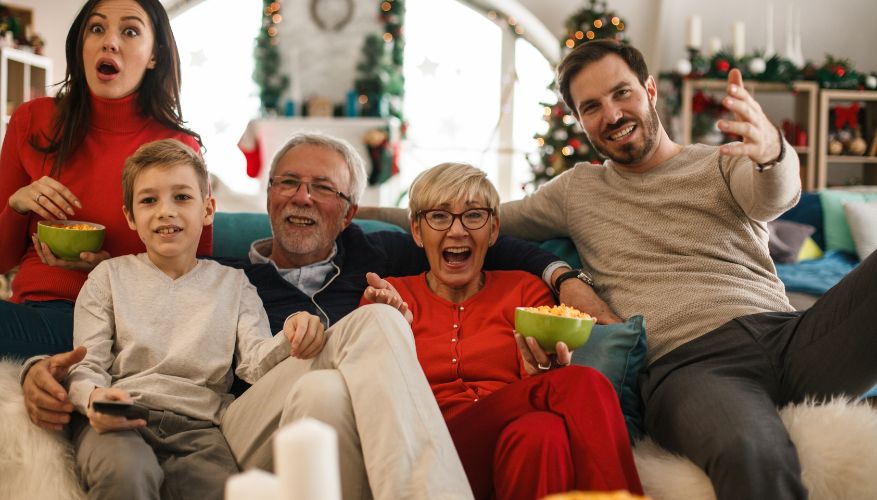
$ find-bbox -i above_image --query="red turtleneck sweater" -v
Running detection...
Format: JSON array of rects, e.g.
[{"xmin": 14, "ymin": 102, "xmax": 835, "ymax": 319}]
[{"xmin": 0, "ymin": 94, "xmax": 210, "ymax": 303}]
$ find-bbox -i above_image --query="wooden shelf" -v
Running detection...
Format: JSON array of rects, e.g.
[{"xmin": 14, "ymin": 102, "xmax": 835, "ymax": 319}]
[
  {"xmin": 816, "ymin": 89, "xmax": 877, "ymax": 189},
  {"xmin": 0, "ymin": 47, "xmax": 53, "ymax": 141},
  {"xmin": 679, "ymin": 79, "xmax": 819, "ymax": 190},
  {"xmin": 824, "ymin": 155, "xmax": 877, "ymax": 164}
]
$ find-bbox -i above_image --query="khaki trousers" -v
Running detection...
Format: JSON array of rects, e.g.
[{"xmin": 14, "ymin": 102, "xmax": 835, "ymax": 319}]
[{"xmin": 220, "ymin": 304, "xmax": 473, "ymax": 500}]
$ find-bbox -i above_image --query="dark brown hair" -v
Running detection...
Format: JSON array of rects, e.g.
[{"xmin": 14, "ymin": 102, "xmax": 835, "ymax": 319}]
[
  {"xmin": 556, "ymin": 39, "xmax": 649, "ymax": 118},
  {"xmin": 31, "ymin": 0, "xmax": 201, "ymax": 176},
  {"xmin": 122, "ymin": 138, "xmax": 208, "ymax": 217}
]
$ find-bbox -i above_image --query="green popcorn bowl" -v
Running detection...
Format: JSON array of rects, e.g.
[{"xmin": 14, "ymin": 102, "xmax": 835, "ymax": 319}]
[
  {"xmin": 37, "ymin": 220, "xmax": 106, "ymax": 261},
  {"xmin": 514, "ymin": 307, "xmax": 595, "ymax": 353}
]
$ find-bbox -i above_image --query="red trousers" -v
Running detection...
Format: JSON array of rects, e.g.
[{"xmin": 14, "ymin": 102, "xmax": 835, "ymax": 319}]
[{"xmin": 446, "ymin": 366, "xmax": 643, "ymax": 500}]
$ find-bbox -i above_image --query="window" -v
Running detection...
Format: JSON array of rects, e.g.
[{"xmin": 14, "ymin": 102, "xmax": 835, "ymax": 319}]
[
  {"xmin": 397, "ymin": 0, "xmax": 554, "ymax": 204},
  {"xmin": 171, "ymin": 0, "xmax": 262, "ymax": 197}
]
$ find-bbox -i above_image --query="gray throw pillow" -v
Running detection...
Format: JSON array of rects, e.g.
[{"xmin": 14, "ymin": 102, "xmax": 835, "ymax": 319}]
[
  {"xmin": 843, "ymin": 201, "xmax": 877, "ymax": 260},
  {"xmin": 768, "ymin": 220, "xmax": 816, "ymax": 264}
]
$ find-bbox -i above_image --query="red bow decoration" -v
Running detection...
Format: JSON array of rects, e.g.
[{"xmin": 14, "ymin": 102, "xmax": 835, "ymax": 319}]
[{"xmin": 834, "ymin": 103, "xmax": 860, "ymax": 129}]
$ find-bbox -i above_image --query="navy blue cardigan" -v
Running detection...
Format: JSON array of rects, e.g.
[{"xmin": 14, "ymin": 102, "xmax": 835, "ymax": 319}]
[{"xmin": 218, "ymin": 223, "xmax": 559, "ymax": 333}]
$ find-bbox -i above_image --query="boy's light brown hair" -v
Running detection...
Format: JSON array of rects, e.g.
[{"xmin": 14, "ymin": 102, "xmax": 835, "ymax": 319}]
[{"xmin": 122, "ymin": 139, "xmax": 209, "ymax": 217}]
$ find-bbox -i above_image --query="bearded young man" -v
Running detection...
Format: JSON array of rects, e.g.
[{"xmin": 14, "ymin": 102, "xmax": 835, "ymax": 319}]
[{"xmin": 493, "ymin": 40, "xmax": 877, "ymax": 500}]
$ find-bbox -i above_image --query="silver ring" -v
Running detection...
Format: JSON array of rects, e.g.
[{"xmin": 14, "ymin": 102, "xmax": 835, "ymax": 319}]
[{"xmin": 537, "ymin": 362, "xmax": 551, "ymax": 371}]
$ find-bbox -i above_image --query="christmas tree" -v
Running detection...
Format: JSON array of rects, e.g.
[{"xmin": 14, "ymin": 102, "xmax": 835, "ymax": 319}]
[
  {"xmin": 528, "ymin": 0, "xmax": 627, "ymax": 188},
  {"xmin": 253, "ymin": 0, "xmax": 288, "ymax": 115},
  {"xmin": 354, "ymin": 0, "xmax": 405, "ymax": 120},
  {"xmin": 354, "ymin": 33, "xmax": 390, "ymax": 117}
]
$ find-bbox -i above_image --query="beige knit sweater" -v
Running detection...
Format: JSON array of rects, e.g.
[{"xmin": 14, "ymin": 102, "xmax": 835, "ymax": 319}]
[{"xmin": 501, "ymin": 143, "xmax": 801, "ymax": 363}]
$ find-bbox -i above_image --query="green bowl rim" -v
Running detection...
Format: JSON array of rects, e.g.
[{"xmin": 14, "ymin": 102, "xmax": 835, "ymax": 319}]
[
  {"xmin": 38, "ymin": 220, "xmax": 106, "ymax": 232},
  {"xmin": 514, "ymin": 306, "xmax": 595, "ymax": 323}
]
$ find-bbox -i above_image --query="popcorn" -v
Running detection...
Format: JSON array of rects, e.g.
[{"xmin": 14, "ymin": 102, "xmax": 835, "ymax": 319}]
[{"xmin": 520, "ymin": 304, "xmax": 593, "ymax": 320}]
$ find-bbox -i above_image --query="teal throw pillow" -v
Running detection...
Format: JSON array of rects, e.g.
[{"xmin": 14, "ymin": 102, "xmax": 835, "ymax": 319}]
[
  {"xmin": 538, "ymin": 238, "xmax": 583, "ymax": 268},
  {"xmin": 819, "ymin": 189, "xmax": 877, "ymax": 254},
  {"xmin": 571, "ymin": 315, "xmax": 647, "ymax": 442}
]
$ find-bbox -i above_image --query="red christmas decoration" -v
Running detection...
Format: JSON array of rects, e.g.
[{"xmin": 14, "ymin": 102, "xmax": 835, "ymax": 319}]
[
  {"xmin": 716, "ymin": 59, "xmax": 731, "ymax": 73},
  {"xmin": 569, "ymin": 139, "xmax": 582, "ymax": 149}
]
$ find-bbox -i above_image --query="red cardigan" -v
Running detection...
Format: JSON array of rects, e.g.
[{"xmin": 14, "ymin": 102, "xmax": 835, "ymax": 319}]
[
  {"xmin": 369, "ymin": 270, "xmax": 554, "ymax": 421},
  {"xmin": 0, "ymin": 94, "xmax": 210, "ymax": 303}
]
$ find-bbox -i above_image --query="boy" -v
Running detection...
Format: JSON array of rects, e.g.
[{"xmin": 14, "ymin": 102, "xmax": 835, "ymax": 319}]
[{"xmin": 65, "ymin": 139, "xmax": 308, "ymax": 499}]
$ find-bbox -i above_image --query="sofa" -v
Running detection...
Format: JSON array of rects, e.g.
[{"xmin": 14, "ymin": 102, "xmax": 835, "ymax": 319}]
[
  {"xmin": 772, "ymin": 190, "xmax": 876, "ymax": 310},
  {"xmin": 2, "ymin": 211, "xmax": 877, "ymax": 500}
]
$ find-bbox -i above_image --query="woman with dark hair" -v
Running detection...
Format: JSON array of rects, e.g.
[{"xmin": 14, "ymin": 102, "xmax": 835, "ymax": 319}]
[{"xmin": 0, "ymin": 0, "xmax": 208, "ymax": 358}]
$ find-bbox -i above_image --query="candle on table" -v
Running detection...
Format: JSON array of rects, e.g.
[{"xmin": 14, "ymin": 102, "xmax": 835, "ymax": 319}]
[
  {"xmin": 764, "ymin": 3, "xmax": 775, "ymax": 57},
  {"xmin": 708, "ymin": 36, "xmax": 722, "ymax": 56},
  {"xmin": 732, "ymin": 22, "xmax": 745, "ymax": 59},
  {"xmin": 225, "ymin": 469, "xmax": 280, "ymax": 500},
  {"xmin": 686, "ymin": 15, "xmax": 702, "ymax": 49},
  {"xmin": 274, "ymin": 418, "xmax": 341, "ymax": 500}
]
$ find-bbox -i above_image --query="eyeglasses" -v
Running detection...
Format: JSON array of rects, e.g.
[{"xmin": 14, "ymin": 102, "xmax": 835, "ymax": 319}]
[
  {"xmin": 269, "ymin": 176, "xmax": 352, "ymax": 203},
  {"xmin": 416, "ymin": 208, "xmax": 494, "ymax": 231}
]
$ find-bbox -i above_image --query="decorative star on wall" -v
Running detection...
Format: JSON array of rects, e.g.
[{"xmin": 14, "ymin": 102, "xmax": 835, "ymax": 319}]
[
  {"xmin": 417, "ymin": 57, "xmax": 438, "ymax": 77},
  {"xmin": 189, "ymin": 48, "xmax": 207, "ymax": 67}
]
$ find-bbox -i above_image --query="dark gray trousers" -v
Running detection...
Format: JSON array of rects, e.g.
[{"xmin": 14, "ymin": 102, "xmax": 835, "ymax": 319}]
[
  {"xmin": 72, "ymin": 409, "xmax": 239, "ymax": 500},
  {"xmin": 640, "ymin": 250, "xmax": 877, "ymax": 500}
]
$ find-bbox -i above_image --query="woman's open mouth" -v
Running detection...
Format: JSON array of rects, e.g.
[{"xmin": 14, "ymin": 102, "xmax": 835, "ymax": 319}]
[{"xmin": 442, "ymin": 247, "xmax": 471, "ymax": 264}]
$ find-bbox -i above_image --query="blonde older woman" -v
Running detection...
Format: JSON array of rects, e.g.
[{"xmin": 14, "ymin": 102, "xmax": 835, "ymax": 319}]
[{"xmin": 361, "ymin": 163, "xmax": 642, "ymax": 499}]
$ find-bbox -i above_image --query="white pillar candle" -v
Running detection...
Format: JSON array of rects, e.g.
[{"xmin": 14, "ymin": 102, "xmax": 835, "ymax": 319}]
[
  {"xmin": 226, "ymin": 469, "xmax": 280, "ymax": 500},
  {"xmin": 764, "ymin": 3, "xmax": 775, "ymax": 57},
  {"xmin": 732, "ymin": 22, "xmax": 746, "ymax": 58},
  {"xmin": 274, "ymin": 418, "xmax": 341, "ymax": 500},
  {"xmin": 686, "ymin": 15, "xmax": 702, "ymax": 49}
]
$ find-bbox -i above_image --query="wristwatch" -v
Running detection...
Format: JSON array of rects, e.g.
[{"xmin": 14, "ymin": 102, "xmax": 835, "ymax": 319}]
[
  {"xmin": 755, "ymin": 127, "xmax": 786, "ymax": 173},
  {"xmin": 553, "ymin": 268, "xmax": 595, "ymax": 294}
]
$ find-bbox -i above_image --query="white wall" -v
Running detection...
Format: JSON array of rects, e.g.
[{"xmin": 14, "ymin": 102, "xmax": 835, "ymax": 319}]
[{"xmin": 518, "ymin": 0, "xmax": 877, "ymax": 76}]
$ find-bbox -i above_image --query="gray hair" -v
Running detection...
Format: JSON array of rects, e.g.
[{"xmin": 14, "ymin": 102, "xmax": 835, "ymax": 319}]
[
  {"xmin": 268, "ymin": 132, "xmax": 368, "ymax": 204},
  {"xmin": 408, "ymin": 162, "xmax": 500, "ymax": 221}
]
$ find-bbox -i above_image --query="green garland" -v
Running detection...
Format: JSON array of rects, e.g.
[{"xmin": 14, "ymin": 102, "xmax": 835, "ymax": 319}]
[{"xmin": 353, "ymin": 0, "xmax": 405, "ymax": 122}]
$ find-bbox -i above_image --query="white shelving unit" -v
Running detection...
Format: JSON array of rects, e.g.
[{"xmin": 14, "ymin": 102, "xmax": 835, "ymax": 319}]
[{"xmin": 1, "ymin": 47, "xmax": 53, "ymax": 140}]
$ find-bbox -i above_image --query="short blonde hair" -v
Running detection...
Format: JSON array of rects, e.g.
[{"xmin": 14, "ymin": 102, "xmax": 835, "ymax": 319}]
[
  {"xmin": 122, "ymin": 139, "xmax": 208, "ymax": 217},
  {"xmin": 408, "ymin": 162, "xmax": 500, "ymax": 221}
]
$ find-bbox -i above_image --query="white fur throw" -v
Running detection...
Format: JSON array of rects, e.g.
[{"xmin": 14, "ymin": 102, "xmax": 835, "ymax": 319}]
[
  {"xmin": 1, "ymin": 357, "xmax": 876, "ymax": 499},
  {"xmin": 0, "ymin": 358, "xmax": 84, "ymax": 500}
]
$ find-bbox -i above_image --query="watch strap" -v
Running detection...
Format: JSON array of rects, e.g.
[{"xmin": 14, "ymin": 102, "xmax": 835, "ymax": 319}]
[{"xmin": 553, "ymin": 269, "xmax": 594, "ymax": 294}]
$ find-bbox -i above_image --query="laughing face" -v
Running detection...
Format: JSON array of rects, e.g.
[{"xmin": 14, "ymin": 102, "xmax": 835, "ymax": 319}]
[
  {"xmin": 82, "ymin": 0, "xmax": 156, "ymax": 99},
  {"xmin": 123, "ymin": 163, "xmax": 215, "ymax": 274},
  {"xmin": 268, "ymin": 144, "xmax": 357, "ymax": 268},
  {"xmin": 411, "ymin": 198, "xmax": 499, "ymax": 303},
  {"xmin": 570, "ymin": 53, "xmax": 661, "ymax": 169}
]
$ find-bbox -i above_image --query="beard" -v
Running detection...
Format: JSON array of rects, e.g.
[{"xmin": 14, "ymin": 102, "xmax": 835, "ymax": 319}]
[
  {"xmin": 270, "ymin": 209, "xmax": 346, "ymax": 263},
  {"xmin": 589, "ymin": 104, "xmax": 660, "ymax": 166}
]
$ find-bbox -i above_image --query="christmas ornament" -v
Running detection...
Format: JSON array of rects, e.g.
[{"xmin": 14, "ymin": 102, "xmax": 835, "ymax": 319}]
[
  {"xmin": 716, "ymin": 59, "xmax": 731, "ymax": 73},
  {"xmin": 553, "ymin": 129, "xmax": 569, "ymax": 141},
  {"xmin": 675, "ymin": 58, "xmax": 692, "ymax": 76},
  {"xmin": 848, "ymin": 134, "xmax": 867, "ymax": 156},
  {"xmin": 828, "ymin": 139, "xmax": 844, "ymax": 156},
  {"xmin": 866, "ymin": 75, "xmax": 877, "ymax": 89},
  {"xmin": 748, "ymin": 57, "xmax": 766, "ymax": 75}
]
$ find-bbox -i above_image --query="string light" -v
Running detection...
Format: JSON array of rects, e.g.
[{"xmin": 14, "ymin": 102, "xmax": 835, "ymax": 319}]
[
  {"xmin": 381, "ymin": 2, "xmax": 391, "ymax": 12},
  {"xmin": 593, "ymin": 19, "xmax": 603, "ymax": 28},
  {"xmin": 561, "ymin": 146, "xmax": 574, "ymax": 156},
  {"xmin": 358, "ymin": 95, "xmax": 369, "ymax": 105},
  {"xmin": 383, "ymin": 32, "xmax": 394, "ymax": 42},
  {"xmin": 565, "ymin": 39, "xmax": 575, "ymax": 48},
  {"xmin": 536, "ymin": 138, "xmax": 545, "ymax": 147},
  {"xmin": 586, "ymin": 31, "xmax": 596, "ymax": 40},
  {"xmin": 611, "ymin": 16, "xmax": 620, "ymax": 26},
  {"xmin": 617, "ymin": 22, "xmax": 624, "ymax": 31},
  {"xmin": 562, "ymin": 114, "xmax": 576, "ymax": 125},
  {"xmin": 574, "ymin": 31, "xmax": 584, "ymax": 40}
]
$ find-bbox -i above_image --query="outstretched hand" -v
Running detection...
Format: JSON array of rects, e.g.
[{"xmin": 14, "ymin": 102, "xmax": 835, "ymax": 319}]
[
  {"xmin": 22, "ymin": 346, "xmax": 86, "ymax": 431},
  {"xmin": 717, "ymin": 68, "xmax": 782, "ymax": 165},
  {"xmin": 363, "ymin": 272, "xmax": 413, "ymax": 324}
]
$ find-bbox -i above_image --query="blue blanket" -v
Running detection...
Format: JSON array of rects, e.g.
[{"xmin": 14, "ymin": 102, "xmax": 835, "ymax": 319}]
[{"xmin": 775, "ymin": 251, "xmax": 860, "ymax": 295}]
